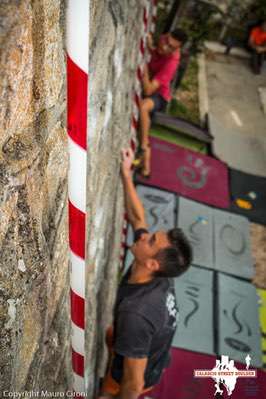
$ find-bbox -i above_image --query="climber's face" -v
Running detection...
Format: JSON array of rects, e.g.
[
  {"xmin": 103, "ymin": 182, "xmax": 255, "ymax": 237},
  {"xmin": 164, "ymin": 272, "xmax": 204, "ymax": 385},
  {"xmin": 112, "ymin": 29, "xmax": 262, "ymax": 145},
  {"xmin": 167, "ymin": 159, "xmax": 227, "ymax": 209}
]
[
  {"xmin": 131, "ymin": 230, "xmax": 170, "ymax": 266},
  {"xmin": 158, "ymin": 34, "xmax": 181, "ymax": 56}
]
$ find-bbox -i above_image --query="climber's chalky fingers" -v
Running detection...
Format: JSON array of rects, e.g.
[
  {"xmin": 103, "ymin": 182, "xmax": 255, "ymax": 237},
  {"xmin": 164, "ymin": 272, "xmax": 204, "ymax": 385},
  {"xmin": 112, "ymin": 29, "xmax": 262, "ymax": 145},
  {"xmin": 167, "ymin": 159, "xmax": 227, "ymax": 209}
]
[{"xmin": 121, "ymin": 147, "xmax": 135, "ymax": 174}]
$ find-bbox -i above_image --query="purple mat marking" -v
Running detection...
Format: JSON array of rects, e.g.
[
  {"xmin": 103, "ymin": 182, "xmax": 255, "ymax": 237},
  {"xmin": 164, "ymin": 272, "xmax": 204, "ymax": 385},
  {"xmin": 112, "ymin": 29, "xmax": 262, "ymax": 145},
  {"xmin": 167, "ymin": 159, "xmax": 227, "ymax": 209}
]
[
  {"xmin": 140, "ymin": 348, "xmax": 216, "ymax": 399},
  {"xmin": 138, "ymin": 137, "xmax": 229, "ymax": 208},
  {"xmin": 141, "ymin": 351, "xmax": 266, "ymax": 399}
]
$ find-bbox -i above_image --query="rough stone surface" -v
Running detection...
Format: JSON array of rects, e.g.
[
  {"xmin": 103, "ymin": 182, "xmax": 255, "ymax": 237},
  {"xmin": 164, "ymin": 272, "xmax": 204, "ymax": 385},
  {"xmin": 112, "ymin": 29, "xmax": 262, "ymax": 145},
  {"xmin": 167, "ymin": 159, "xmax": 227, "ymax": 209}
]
[
  {"xmin": 0, "ymin": 0, "xmax": 145, "ymax": 396},
  {"xmin": 0, "ymin": 0, "xmax": 70, "ymax": 393},
  {"xmin": 86, "ymin": 1, "xmax": 146, "ymax": 395}
]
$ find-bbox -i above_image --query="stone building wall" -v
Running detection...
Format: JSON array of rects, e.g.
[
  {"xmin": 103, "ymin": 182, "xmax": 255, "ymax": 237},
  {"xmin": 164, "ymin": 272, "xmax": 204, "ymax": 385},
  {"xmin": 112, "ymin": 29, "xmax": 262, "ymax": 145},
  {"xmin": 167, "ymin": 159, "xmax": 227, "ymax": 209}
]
[
  {"xmin": 85, "ymin": 0, "xmax": 145, "ymax": 395},
  {"xmin": 0, "ymin": 0, "xmax": 144, "ymax": 395}
]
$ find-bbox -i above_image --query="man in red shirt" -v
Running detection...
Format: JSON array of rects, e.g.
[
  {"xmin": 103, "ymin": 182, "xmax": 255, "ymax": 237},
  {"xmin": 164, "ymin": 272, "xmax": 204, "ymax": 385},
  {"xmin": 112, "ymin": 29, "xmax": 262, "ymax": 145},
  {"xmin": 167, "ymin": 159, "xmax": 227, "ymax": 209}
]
[
  {"xmin": 249, "ymin": 21, "xmax": 266, "ymax": 74},
  {"xmin": 139, "ymin": 29, "xmax": 187, "ymax": 177}
]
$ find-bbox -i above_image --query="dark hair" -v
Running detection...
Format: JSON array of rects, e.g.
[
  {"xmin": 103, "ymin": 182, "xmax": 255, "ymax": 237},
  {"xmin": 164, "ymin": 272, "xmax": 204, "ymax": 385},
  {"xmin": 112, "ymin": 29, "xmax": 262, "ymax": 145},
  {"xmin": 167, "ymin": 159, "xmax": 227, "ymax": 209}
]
[
  {"xmin": 170, "ymin": 28, "xmax": 188, "ymax": 46},
  {"xmin": 154, "ymin": 228, "xmax": 192, "ymax": 278}
]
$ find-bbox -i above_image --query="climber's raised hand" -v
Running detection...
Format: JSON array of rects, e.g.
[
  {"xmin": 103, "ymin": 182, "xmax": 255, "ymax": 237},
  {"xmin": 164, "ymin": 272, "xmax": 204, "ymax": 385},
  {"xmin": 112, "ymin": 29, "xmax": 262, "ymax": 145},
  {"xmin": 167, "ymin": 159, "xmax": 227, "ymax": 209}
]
[{"xmin": 121, "ymin": 147, "xmax": 134, "ymax": 177}]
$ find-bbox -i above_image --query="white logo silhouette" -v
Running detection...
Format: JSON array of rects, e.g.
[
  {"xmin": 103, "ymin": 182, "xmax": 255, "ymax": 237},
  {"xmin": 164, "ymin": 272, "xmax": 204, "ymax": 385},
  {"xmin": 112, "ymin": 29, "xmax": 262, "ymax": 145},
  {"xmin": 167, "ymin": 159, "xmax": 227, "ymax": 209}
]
[
  {"xmin": 245, "ymin": 354, "xmax": 251, "ymax": 370},
  {"xmin": 194, "ymin": 354, "xmax": 256, "ymax": 396},
  {"xmin": 212, "ymin": 356, "xmax": 239, "ymax": 396},
  {"xmin": 166, "ymin": 293, "xmax": 178, "ymax": 327}
]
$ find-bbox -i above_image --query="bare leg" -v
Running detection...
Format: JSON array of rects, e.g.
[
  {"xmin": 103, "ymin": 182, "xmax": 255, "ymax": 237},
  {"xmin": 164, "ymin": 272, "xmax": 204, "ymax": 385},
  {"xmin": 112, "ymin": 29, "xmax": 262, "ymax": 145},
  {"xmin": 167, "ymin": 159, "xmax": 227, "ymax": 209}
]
[{"xmin": 139, "ymin": 98, "xmax": 154, "ymax": 176}]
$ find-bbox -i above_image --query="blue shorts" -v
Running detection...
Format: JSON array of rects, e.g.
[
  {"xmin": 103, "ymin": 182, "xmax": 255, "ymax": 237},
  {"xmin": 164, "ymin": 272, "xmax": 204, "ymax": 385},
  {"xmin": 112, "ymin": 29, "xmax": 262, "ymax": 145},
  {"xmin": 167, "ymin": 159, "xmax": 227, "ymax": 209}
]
[{"xmin": 148, "ymin": 93, "xmax": 168, "ymax": 118}]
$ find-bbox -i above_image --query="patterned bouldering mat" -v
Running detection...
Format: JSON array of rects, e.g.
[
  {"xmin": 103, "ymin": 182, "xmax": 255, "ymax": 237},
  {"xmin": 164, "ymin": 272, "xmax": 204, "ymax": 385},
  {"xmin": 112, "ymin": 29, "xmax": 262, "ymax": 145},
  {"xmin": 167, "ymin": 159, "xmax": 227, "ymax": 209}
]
[
  {"xmin": 214, "ymin": 209, "xmax": 254, "ymax": 279},
  {"xmin": 230, "ymin": 168, "xmax": 266, "ymax": 226},
  {"xmin": 177, "ymin": 197, "xmax": 213, "ymax": 269},
  {"xmin": 124, "ymin": 249, "xmax": 134, "ymax": 273},
  {"xmin": 218, "ymin": 274, "xmax": 262, "ymax": 367},
  {"xmin": 150, "ymin": 125, "xmax": 207, "ymax": 154},
  {"xmin": 126, "ymin": 185, "xmax": 176, "ymax": 246},
  {"xmin": 142, "ymin": 348, "xmax": 216, "ymax": 399},
  {"xmin": 177, "ymin": 198, "xmax": 254, "ymax": 279},
  {"xmin": 143, "ymin": 353, "xmax": 266, "ymax": 399},
  {"xmin": 232, "ymin": 362, "xmax": 266, "ymax": 399},
  {"xmin": 172, "ymin": 266, "xmax": 214, "ymax": 355},
  {"xmin": 137, "ymin": 137, "xmax": 229, "ymax": 208}
]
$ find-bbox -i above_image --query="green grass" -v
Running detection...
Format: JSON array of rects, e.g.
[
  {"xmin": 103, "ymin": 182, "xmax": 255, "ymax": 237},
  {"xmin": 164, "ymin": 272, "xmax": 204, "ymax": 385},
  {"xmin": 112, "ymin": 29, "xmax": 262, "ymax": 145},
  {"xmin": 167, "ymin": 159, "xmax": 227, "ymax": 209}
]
[
  {"xmin": 168, "ymin": 57, "xmax": 200, "ymax": 125},
  {"xmin": 150, "ymin": 125, "xmax": 207, "ymax": 153}
]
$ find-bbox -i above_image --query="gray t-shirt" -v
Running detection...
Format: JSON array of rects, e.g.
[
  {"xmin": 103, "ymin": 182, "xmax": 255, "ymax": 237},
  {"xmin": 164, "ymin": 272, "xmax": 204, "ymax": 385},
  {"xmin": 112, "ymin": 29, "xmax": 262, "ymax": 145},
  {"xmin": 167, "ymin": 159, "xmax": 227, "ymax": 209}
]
[{"xmin": 111, "ymin": 229, "xmax": 179, "ymax": 388}]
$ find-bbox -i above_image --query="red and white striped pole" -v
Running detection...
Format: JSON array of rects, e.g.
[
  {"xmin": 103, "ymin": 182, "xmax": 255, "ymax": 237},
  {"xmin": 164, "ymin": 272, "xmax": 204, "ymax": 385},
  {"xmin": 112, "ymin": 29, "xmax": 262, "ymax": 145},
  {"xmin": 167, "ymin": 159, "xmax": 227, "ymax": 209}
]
[{"xmin": 66, "ymin": 0, "xmax": 89, "ymax": 394}]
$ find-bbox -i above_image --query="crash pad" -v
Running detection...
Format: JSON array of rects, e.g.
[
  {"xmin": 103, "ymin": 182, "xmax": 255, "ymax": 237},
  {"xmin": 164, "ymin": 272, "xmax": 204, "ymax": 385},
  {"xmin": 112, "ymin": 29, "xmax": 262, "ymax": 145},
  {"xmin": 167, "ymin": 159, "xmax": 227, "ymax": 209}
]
[
  {"xmin": 257, "ymin": 289, "xmax": 266, "ymax": 369},
  {"xmin": 137, "ymin": 137, "xmax": 229, "ymax": 209},
  {"xmin": 230, "ymin": 168, "xmax": 266, "ymax": 226},
  {"xmin": 218, "ymin": 274, "xmax": 262, "ymax": 367},
  {"xmin": 232, "ymin": 362, "xmax": 266, "ymax": 399},
  {"xmin": 123, "ymin": 249, "xmax": 134, "ymax": 273},
  {"xmin": 214, "ymin": 209, "xmax": 254, "ymax": 279},
  {"xmin": 177, "ymin": 197, "xmax": 214, "ymax": 269},
  {"xmin": 172, "ymin": 266, "xmax": 214, "ymax": 355},
  {"xmin": 153, "ymin": 112, "xmax": 213, "ymax": 143},
  {"xmin": 142, "ymin": 348, "xmax": 216, "ymax": 399},
  {"xmin": 150, "ymin": 125, "xmax": 207, "ymax": 154},
  {"xmin": 209, "ymin": 114, "xmax": 266, "ymax": 178},
  {"xmin": 145, "ymin": 354, "xmax": 266, "ymax": 399},
  {"xmin": 126, "ymin": 185, "xmax": 176, "ymax": 246}
]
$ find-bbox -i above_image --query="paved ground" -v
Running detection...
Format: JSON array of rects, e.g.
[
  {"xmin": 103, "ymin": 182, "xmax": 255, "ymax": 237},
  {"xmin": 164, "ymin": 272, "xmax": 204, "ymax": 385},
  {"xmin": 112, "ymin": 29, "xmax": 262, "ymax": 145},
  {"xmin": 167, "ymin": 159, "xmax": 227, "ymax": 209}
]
[
  {"xmin": 203, "ymin": 50, "xmax": 266, "ymax": 288},
  {"xmin": 206, "ymin": 52, "xmax": 266, "ymax": 137}
]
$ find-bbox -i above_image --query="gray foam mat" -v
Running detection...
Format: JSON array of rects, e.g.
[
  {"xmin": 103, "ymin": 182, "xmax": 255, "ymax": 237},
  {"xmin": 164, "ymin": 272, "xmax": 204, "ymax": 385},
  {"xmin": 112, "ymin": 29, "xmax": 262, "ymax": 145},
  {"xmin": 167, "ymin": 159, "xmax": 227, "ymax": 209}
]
[
  {"xmin": 154, "ymin": 112, "xmax": 213, "ymax": 143},
  {"xmin": 218, "ymin": 274, "xmax": 262, "ymax": 367},
  {"xmin": 214, "ymin": 209, "xmax": 254, "ymax": 279},
  {"xmin": 177, "ymin": 197, "xmax": 214, "ymax": 269},
  {"xmin": 127, "ymin": 185, "xmax": 176, "ymax": 246},
  {"xmin": 124, "ymin": 249, "xmax": 134, "ymax": 274},
  {"xmin": 173, "ymin": 266, "xmax": 214, "ymax": 355}
]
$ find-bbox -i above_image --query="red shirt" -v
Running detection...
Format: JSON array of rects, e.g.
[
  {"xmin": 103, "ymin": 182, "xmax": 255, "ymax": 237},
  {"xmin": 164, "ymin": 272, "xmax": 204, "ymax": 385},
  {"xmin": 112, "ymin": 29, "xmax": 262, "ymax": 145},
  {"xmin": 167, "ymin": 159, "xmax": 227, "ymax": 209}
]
[
  {"xmin": 250, "ymin": 26, "xmax": 266, "ymax": 46},
  {"xmin": 148, "ymin": 35, "xmax": 180, "ymax": 101}
]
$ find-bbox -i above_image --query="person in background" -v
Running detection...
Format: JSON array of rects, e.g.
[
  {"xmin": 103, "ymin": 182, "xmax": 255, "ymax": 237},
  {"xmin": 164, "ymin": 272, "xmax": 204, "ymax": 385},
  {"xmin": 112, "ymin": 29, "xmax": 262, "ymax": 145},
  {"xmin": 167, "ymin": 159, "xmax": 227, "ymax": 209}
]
[
  {"xmin": 98, "ymin": 148, "xmax": 192, "ymax": 399},
  {"xmin": 249, "ymin": 21, "xmax": 266, "ymax": 74},
  {"xmin": 139, "ymin": 29, "xmax": 187, "ymax": 177}
]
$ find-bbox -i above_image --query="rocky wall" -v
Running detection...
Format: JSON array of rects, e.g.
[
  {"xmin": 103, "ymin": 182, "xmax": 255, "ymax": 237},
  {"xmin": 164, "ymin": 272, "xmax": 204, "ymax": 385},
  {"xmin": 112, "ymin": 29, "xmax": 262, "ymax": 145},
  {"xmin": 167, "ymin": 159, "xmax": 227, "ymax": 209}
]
[
  {"xmin": 85, "ymin": 0, "xmax": 146, "ymax": 395},
  {"xmin": 0, "ymin": 0, "xmax": 145, "ymax": 396}
]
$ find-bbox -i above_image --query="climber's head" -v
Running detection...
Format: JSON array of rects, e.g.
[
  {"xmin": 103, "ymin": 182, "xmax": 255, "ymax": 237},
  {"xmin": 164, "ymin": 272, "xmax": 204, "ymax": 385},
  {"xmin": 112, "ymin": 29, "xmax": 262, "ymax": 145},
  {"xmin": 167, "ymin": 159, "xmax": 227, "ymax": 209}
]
[
  {"xmin": 131, "ymin": 228, "xmax": 192, "ymax": 278},
  {"xmin": 157, "ymin": 29, "xmax": 188, "ymax": 56}
]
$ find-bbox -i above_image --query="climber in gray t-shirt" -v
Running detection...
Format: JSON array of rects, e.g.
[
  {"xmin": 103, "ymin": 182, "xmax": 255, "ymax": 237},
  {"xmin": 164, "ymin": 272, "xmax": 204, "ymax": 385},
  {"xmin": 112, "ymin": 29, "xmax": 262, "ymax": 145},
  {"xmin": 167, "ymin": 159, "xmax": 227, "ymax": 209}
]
[{"xmin": 98, "ymin": 148, "xmax": 192, "ymax": 399}]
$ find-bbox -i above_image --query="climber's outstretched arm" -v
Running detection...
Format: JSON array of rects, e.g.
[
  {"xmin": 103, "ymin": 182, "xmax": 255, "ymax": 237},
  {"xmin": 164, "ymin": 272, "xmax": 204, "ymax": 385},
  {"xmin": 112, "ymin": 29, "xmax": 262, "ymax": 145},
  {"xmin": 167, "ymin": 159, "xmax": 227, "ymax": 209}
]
[
  {"xmin": 142, "ymin": 64, "xmax": 160, "ymax": 96},
  {"xmin": 121, "ymin": 148, "xmax": 147, "ymax": 231}
]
